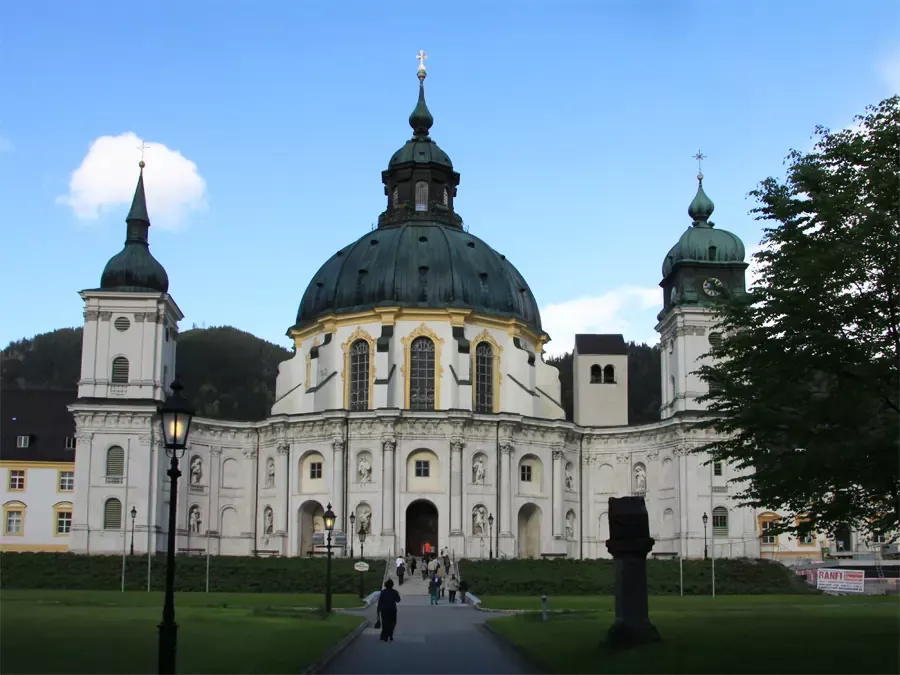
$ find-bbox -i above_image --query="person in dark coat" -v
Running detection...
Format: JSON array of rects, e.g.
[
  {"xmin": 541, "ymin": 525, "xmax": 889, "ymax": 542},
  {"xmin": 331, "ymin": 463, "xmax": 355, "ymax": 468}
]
[{"xmin": 377, "ymin": 579, "xmax": 401, "ymax": 641}]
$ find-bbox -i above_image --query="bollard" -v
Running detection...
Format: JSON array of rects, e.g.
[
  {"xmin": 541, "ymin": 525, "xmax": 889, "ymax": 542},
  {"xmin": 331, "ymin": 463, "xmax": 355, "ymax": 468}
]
[{"xmin": 541, "ymin": 594, "xmax": 548, "ymax": 622}]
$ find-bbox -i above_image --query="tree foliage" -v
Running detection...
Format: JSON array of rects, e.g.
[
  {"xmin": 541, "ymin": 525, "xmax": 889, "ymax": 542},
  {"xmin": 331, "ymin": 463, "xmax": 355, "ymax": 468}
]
[
  {"xmin": 696, "ymin": 95, "xmax": 900, "ymax": 540},
  {"xmin": 545, "ymin": 341, "xmax": 661, "ymax": 425}
]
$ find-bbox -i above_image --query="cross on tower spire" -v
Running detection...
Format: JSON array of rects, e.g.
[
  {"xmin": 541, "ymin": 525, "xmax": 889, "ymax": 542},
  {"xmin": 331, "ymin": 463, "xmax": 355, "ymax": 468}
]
[
  {"xmin": 693, "ymin": 150, "xmax": 706, "ymax": 180},
  {"xmin": 415, "ymin": 50, "xmax": 427, "ymax": 80},
  {"xmin": 137, "ymin": 141, "xmax": 151, "ymax": 168}
]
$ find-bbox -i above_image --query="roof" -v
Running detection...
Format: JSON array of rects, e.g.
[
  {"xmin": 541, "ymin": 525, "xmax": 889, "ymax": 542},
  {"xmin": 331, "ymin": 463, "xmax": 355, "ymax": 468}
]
[
  {"xmin": 294, "ymin": 221, "xmax": 544, "ymax": 334},
  {"xmin": 0, "ymin": 388, "xmax": 77, "ymax": 463},
  {"xmin": 574, "ymin": 334, "xmax": 628, "ymax": 355}
]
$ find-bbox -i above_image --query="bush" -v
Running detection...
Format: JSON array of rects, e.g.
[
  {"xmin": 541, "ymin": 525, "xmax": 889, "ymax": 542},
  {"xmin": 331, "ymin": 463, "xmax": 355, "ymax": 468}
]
[
  {"xmin": 0, "ymin": 553, "xmax": 385, "ymax": 595},
  {"xmin": 456, "ymin": 558, "xmax": 815, "ymax": 596}
]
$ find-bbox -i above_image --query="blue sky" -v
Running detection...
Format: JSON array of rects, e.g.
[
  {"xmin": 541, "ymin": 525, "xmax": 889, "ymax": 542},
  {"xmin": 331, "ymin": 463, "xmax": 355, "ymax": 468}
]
[{"xmin": 1, "ymin": 1, "xmax": 897, "ymax": 355}]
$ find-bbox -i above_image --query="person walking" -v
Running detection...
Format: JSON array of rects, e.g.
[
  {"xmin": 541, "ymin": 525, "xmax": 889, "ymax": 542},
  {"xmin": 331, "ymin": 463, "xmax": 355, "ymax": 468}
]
[
  {"xmin": 377, "ymin": 579, "xmax": 402, "ymax": 642},
  {"xmin": 397, "ymin": 560, "xmax": 406, "ymax": 586},
  {"xmin": 428, "ymin": 575, "xmax": 441, "ymax": 605},
  {"xmin": 447, "ymin": 575, "xmax": 459, "ymax": 604}
]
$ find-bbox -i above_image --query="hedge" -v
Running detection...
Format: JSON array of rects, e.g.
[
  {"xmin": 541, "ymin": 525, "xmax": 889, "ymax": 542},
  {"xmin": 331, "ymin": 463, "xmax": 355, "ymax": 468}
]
[
  {"xmin": 456, "ymin": 558, "xmax": 816, "ymax": 596},
  {"xmin": 0, "ymin": 552, "xmax": 386, "ymax": 595}
]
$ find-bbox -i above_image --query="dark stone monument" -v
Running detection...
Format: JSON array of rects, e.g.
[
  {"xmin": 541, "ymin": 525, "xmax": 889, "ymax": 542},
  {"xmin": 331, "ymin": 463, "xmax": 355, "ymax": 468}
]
[{"xmin": 605, "ymin": 496, "xmax": 661, "ymax": 647}]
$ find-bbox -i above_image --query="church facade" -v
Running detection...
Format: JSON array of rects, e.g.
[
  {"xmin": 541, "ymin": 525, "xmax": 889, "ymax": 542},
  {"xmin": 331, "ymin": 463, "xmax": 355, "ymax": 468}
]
[{"xmin": 67, "ymin": 60, "xmax": 775, "ymax": 562}]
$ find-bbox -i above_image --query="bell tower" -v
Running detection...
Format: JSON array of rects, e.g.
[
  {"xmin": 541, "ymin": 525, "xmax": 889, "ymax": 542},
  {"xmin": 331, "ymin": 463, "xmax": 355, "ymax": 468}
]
[{"xmin": 655, "ymin": 158, "xmax": 747, "ymax": 419}]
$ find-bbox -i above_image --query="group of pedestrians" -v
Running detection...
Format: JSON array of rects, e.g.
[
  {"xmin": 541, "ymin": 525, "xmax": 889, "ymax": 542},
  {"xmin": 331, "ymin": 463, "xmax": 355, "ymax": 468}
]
[{"xmin": 422, "ymin": 548, "xmax": 464, "ymax": 605}]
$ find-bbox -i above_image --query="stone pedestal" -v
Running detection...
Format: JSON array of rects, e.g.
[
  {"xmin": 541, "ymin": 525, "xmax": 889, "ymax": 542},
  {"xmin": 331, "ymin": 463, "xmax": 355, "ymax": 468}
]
[{"xmin": 605, "ymin": 496, "xmax": 661, "ymax": 648}]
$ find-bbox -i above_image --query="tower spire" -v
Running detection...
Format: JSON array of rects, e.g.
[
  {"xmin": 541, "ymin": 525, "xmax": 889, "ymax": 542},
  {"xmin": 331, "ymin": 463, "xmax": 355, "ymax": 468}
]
[
  {"xmin": 409, "ymin": 50, "xmax": 434, "ymax": 138},
  {"xmin": 125, "ymin": 160, "xmax": 151, "ymax": 242},
  {"xmin": 688, "ymin": 151, "xmax": 715, "ymax": 227}
]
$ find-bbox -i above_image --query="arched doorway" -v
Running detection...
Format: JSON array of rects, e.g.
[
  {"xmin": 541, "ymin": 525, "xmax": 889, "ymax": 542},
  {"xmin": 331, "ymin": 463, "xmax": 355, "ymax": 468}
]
[
  {"xmin": 518, "ymin": 503, "xmax": 542, "ymax": 559},
  {"xmin": 298, "ymin": 500, "xmax": 324, "ymax": 556},
  {"xmin": 833, "ymin": 525, "xmax": 852, "ymax": 552},
  {"xmin": 406, "ymin": 500, "xmax": 438, "ymax": 556}
]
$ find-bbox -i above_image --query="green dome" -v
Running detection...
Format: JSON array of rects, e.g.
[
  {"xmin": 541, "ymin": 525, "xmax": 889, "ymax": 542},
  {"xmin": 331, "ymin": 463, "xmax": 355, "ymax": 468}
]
[
  {"xmin": 662, "ymin": 176, "xmax": 745, "ymax": 278},
  {"xmin": 294, "ymin": 221, "xmax": 543, "ymax": 333},
  {"xmin": 389, "ymin": 138, "xmax": 453, "ymax": 168},
  {"xmin": 100, "ymin": 170, "xmax": 169, "ymax": 293}
]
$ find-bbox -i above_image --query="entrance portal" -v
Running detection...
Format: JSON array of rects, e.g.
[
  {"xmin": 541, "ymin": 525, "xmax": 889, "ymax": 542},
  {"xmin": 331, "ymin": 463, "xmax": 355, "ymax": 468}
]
[
  {"xmin": 406, "ymin": 500, "xmax": 438, "ymax": 556},
  {"xmin": 298, "ymin": 500, "xmax": 325, "ymax": 557},
  {"xmin": 518, "ymin": 503, "xmax": 542, "ymax": 559}
]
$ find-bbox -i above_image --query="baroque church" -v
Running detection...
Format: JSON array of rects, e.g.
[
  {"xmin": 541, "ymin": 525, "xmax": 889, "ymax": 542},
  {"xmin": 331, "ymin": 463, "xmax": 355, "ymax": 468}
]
[{"xmin": 68, "ymin": 57, "xmax": 762, "ymax": 561}]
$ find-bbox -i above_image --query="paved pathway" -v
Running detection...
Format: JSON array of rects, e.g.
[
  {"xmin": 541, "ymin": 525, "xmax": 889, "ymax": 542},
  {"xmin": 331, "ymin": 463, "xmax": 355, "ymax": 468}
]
[{"xmin": 325, "ymin": 564, "xmax": 533, "ymax": 675}]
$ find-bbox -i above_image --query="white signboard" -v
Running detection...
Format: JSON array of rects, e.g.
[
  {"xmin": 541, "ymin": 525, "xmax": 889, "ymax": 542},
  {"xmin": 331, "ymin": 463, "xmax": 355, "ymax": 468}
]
[
  {"xmin": 354, "ymin": 562, "xmax": 370, "ymax": 572},
  {"xmin": 816, "ymin": 568, "xmax": 865, "ymax": 593}
]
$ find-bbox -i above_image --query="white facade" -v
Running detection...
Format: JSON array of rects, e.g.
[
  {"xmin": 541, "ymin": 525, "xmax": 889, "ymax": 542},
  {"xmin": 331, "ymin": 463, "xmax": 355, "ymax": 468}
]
[{"xmin": 1, "ymin": 461, "xmax": 75, "ymax": 552}]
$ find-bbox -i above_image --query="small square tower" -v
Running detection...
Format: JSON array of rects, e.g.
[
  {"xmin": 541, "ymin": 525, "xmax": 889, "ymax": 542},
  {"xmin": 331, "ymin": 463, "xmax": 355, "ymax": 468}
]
[{"xmin": 572, "ymin": 334, "xmax": 628, "ymax": 427}]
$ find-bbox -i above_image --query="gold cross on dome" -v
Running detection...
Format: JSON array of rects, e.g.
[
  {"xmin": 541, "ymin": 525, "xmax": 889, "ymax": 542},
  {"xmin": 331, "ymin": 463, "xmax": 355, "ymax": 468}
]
[
  {"xmin": 416, "ymin": 50, "xmax": 428, "ymax": 73},
  {"xmin": 693, "ymin": 150, "xmax": 706, "ymax": 173}
]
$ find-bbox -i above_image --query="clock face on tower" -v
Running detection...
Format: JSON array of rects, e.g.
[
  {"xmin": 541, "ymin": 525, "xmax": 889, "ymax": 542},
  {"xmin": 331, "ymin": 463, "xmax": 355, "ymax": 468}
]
[{"xmin": 702, "ymin": 278, "xmax": 724, "ymax": 297}]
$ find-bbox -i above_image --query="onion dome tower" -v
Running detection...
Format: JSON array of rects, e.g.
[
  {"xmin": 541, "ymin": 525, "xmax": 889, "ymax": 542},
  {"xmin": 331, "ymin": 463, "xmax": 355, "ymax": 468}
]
[
  {"xmin": 98, "ymin": 161, "xmax": 170, "ymax": 293},
  {"xmin": 292, "ymin": 54, "xmax": 544, "ymax": 336}
]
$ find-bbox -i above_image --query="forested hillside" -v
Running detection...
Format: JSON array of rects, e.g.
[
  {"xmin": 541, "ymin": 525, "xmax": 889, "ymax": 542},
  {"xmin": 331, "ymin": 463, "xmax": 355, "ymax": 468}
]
[{"xmin": 2, "ymin": 328, "xmax": 661, "ymax": 424}]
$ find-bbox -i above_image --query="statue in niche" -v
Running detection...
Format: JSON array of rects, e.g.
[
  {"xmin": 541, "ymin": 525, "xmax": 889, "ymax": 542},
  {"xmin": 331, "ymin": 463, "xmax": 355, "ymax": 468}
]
[
  {"xmin": 472, "ymin": 455, "xmax": 486, "ymax": 485},
  {"xmin": 566, "ymin": 511, "xmax": 576, "ymax": 540},
  {"xmin": 190, "ymin": 457, "xmax": 202, "ymax": 485},
  {"xmin": 265, "ymin": 457, "xmax": 275, "ymax": 488},
  {"xmin": 357, "ymin": 505, "xmax": 372, "ymax": 534},
  {"xmin": 565, "ymin": 464, "xmax": 574, "ymax": 491},
  {"xmin": 263, "ymin": 506, "xmax": 274, "ymax": 535},
  {"xmin": 189, "ymin": 505, "xmax": 202, "ymax": 533},
  {"xmin": 472, "ymin": 505, "xmax": 488, "ymax": 536},
  {"xmin": 357, "ymin": 454, "xmax": 372, "ymax": 483},
  {"xmin": 633, "ymin": 464, "xmax": 647, "ymax": 493}
]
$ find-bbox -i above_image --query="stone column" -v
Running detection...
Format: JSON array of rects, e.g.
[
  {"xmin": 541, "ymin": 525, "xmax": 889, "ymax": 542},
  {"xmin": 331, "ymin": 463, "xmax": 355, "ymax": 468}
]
[
  {"xmin": 209, "ymin": 446, "xmax": 222, "ymax": 545},
  {"xmin": 605, "ymin": 496, "xmax": 661, "ymax": 647},
  {"xmin": 243, "ymin": 448, "xmax": 258, "ymax": 548},
  {"xmin": 277, "ymin": 442, "xmax": 290, "ymax": 554},
  {"xmin": 332, "ymin": 438, "xmax": 345, "ymax": 532},
  {"xmin": 381, "ymin": 437, "xmax": 396, "ymax": 536},
  {"xmin": 450, "ymin": 439, "xmax": 464, "ymax": 535},
  {"xmin": 552, "ymin": 448, "xmax": 565, "ymax": 538},
  {"xmin": 499, "ymin": 441, "xmax": 514, "ymax": 536}
]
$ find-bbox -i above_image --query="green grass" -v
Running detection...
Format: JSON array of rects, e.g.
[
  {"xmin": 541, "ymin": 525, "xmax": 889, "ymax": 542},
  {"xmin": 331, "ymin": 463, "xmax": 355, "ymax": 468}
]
[
  {"xmin": 481, "ymin": 593, "xmax": 900, "ymax": 611},
  {"xmin": 489, "ymin": 601, "xmax": 900, "ymax": 674},
  {"xmin": 1, "ymin": 591, "xmax": 366, "ymax": 674}
]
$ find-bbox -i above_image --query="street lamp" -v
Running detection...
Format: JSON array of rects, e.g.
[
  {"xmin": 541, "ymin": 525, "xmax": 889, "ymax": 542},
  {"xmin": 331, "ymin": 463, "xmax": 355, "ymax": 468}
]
[
  {"xmin": 157, "ymin": 379, "xmax": 194, "ymax": 675},
  {"xmin": 130, "ymin": 506, "xmax": 138, "ymax": 556},
  {"xmin": 349, "ymin": 512, "xmax": 356, "ymax": 559},
  {"xmin": 702, "ymin": 512, "xmax": 709, "ymax": 561},
  {"xmin": 323, "ymin": 502, "xmax": 336, "ymax": 613},
  {"xmin": 488, "ymin": 513, "xmax": 494, "ymax": 560},
  {"xmin": 358, "ymin": 527, "xmax": 367, "ymax": 599}
]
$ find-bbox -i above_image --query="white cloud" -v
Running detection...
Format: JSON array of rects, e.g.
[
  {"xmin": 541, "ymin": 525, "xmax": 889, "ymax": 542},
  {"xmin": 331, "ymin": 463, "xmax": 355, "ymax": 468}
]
[
  {"xmin": 57, "ymin": 132, "xmax": 207, "ymax": 229},
  {"xmin": 877, "ymin": 47, "xmax": 900, "ymax": 93},
  {"xmin": 541, "ymin": 286, "xmax": 660, "ymax": 356}
]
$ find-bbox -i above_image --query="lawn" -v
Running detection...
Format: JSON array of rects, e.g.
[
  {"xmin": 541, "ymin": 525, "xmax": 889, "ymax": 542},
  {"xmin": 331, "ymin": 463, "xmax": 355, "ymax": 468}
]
[
  {"xmin": 489, "ymin": 598, "xmax": 900, "ymax": 674},
  {"xmin": 480, "ymin": 593, "xmax": 900, "ymax": 611},
  {"xmin": 1, "ymin": 591, "xmax": 366, "ymax": 674}
]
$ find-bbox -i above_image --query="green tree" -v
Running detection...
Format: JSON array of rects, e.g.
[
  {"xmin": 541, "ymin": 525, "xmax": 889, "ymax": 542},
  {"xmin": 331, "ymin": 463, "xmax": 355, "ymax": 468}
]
[{"xmin": 696, "ymin": 96, "xmax": 900, "ymax": 541}]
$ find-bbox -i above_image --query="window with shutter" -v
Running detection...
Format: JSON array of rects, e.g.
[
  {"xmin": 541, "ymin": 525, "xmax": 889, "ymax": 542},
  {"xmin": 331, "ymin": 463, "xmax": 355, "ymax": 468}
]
[
  {"xmin": 111, "ymin": 357, "xmax": 129, "ymax": 384},
  {"xmin": 712, "ymin": 506, "xmax": 728, "ymax": 536},
  {"xmin": 106, "ymin": 446, "xmax": 125, "ymax": 484},
  {"xmin": 103, "ymin": 498, "xmax": 123, "ymax": 529}
]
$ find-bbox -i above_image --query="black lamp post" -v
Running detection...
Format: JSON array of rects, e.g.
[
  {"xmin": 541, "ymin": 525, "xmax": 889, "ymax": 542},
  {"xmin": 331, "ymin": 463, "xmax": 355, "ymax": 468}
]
[
  {"xmin": 130, "ymin": 506, "xmax": 137, "ymax": 556},
  {"xmin": 349, "ymin": 512, "xmax": 356, "ymax": 559},
  {"xmin": 488, "ymin": 513, "xmax": 494, "ymax": 560},
  {"xmin": 157, "ymin": 379, "xmax": 194, "ymax": 675},
  {"xmin": 323, "ymin": 502, "xmax": 336, "ymax": 613},
  {"xmin": 702, "ymin": 512, "xmax": 709, "ymax": 561},
  {"xmin": 358, "ymin": 527, "xmax": 367, "ymax": 599}
]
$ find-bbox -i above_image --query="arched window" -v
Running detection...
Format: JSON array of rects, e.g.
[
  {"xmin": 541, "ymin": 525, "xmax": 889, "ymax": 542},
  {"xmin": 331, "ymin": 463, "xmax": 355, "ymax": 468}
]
[
  {"xmin": 708, "ymin": 332, "xmax": 723, "ymax": 348},
  {"xmin": 474, "ymin": 342, "xmax": 494, "ymax": 413},
  {"xmin": 105, "ymin": 446, "xmax": 125, "ymax": 484},
  {"xmin": 443, "ymin": 187, "xmax": 449, "ymax": 206},
  {"xmin": 392, "ymin": 186, "xmax": 399, "ymax": 207},
  {"xmin": 590, "ymin": 365, "xmax": 602, "ymax": 384},
  {"xmin": 409, "ymin": 336, "xmax": 435, "ymax": 410},
  {"xmin": 414, "ymin": 181, "xmax": 428, "ymax": 212},
  {"xmin": 603, "ymin": 365, "xmax": 615, "ymax": 384},
  {"xmin": 111, "ymin": 357, "xmax": 129, "ymax": 384},
  {"xmin": 103, "ymin": 498, "xmax": 123, "ymax": 529},
  {"xmin": 712, "ymin": 506, "xmax": 728, "ymax": 536},
  {"xmin": 349, "ymin": 339, "xmax": 370, "ymax": 411}
]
